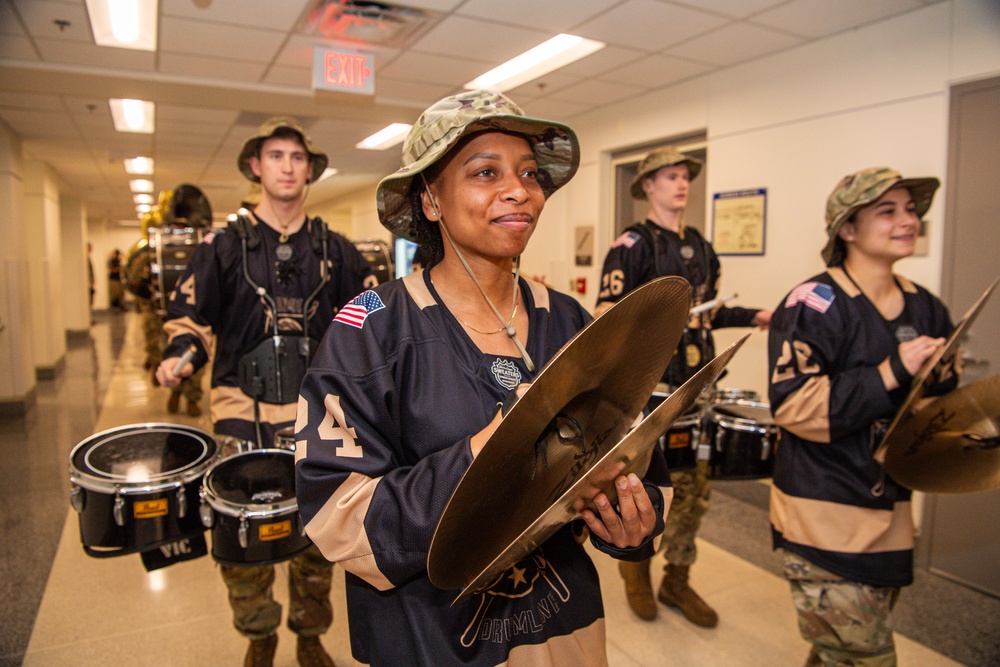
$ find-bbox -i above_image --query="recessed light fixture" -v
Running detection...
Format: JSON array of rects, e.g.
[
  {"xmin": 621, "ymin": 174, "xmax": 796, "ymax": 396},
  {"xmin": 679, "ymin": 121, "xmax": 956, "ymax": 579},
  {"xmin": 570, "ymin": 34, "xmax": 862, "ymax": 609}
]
[
  {"xmin": 133, "ymin": 194, "xmax": 154, "ymax": 205},
  {"xmin": 137, "ymin": 204, "xmax": 152, "ymax": 214},
  {"xmin": 85, "ymin": 0, "xmax": 158, "ymax": 51},
  {"xmin": 129, "ymin": 179, "xmax": 154, "ymax": 193},
  {"xmin": 110, "ymin": 99, "xmax": 155, "ymax": 134},
  {"xmin": 465, "ymin": 34, "xmax": 605, "ymax": 92},
  {"xmin": 355, "ymin": 123, "xmax": 412, "ymax": 151},
  {"xmin": 124, "ymin": 156, "xmax": 154, "ymax": 174}
]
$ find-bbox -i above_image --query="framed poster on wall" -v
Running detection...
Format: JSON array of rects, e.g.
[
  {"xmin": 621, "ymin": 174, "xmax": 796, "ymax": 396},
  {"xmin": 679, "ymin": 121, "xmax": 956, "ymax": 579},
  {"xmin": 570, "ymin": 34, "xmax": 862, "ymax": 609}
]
[{"xmin": 712, "ymin": 188, "xmax": 766, "ymax": 256}]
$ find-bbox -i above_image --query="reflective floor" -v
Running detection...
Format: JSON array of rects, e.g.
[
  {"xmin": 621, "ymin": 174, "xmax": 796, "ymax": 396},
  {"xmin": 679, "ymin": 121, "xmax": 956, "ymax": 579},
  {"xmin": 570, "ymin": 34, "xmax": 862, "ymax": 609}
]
[{"xmin": 2, "ymin": 311, "xmax": 997, "ymax": 666}]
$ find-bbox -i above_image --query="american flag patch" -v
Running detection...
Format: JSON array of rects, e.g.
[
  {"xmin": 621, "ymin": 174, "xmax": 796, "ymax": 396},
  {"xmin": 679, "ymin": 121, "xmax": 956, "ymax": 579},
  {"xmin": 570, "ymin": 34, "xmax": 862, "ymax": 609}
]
[
  {"xmin": 612, "ymin": 231, "xmax": 641, "ymax": 249},
  {"xmin": 334, "ymin": 290, "xmax": 385, "ymax": 329},
  {"xmin": 202, "ymin": 231, "xmax": 216, "ymax": 244},
  {"xmin": 785, "ymin": 282, "xmax": 835, "ymax": 313}
]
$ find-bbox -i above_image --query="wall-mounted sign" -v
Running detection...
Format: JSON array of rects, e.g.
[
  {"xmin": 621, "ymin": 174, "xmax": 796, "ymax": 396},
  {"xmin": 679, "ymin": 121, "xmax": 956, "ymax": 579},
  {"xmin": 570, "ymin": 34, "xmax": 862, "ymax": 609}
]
[
  {"xmin": 712, "ymin": 188, "xmax": 766, "ymax": 256},
  {"xmin": 313, "ymin": 46, "xmax": 374, "ymax": 95},
  {"xmin": 575, "ymin": 226, "xmax": 594, "ymax": 266}
]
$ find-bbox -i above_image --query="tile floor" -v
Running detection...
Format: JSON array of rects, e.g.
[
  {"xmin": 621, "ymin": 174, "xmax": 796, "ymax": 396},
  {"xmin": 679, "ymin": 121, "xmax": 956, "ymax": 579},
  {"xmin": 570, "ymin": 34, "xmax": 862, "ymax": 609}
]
[{"xmin": 3, "ymin": 312, "xmax": 984, "ymax": 666}]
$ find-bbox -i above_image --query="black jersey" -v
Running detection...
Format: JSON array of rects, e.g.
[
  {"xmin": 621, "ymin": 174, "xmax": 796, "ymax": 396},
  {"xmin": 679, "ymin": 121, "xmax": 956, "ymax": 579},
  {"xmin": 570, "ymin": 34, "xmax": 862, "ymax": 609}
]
[
  {"xmin": 296, "ymin": 270, "xmax": 659, "ymax": 666},
  {"xmin": 596, "ymin": 221, "xmax": 758, "ymax": 386},
  {"xmin": 767, "ymin": 268, "xmax": 956, "ymax": 587},
  {"xmin": 162, "ymin": 213, "xmax": 374, "ymax": 444}
]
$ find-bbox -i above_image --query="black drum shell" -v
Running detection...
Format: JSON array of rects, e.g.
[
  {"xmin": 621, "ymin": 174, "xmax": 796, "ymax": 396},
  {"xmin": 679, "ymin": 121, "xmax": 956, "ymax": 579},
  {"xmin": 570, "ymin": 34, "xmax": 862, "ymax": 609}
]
[
  {"xmin": 68, "ymin": 423, "xmax": 218, "ymax": 557},
  {"xmin": 200, "ymin": 449, "xmax": 311, "ymax": 566},
  {"xmin": 704, "ymin": 401, "xmax": 779, "ymax": 479},
  {"xmin": 648, "ymin": 391, "xmax": 701, "ymax": 471}
]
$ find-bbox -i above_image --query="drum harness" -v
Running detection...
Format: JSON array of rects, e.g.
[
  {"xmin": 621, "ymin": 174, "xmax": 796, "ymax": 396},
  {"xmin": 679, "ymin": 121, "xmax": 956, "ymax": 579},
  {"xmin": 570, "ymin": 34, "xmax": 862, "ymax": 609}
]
[{"xmin": 231, "ymin": 215, "xmax": 331, "ymax": 449}]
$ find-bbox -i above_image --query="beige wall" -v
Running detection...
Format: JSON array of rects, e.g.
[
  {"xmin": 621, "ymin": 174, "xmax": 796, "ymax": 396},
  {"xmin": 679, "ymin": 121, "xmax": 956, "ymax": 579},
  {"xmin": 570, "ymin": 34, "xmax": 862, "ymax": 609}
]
[{"xmin": 24, "ymin": 160, "xmax": 66, "ymax": 373}]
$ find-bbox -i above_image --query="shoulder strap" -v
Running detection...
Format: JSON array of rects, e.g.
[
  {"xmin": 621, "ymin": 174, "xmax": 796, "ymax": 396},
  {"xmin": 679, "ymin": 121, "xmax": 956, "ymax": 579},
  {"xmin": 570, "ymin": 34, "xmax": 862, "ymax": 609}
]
[
  {"xmin": 626, "ymin": 220, "xmax": 663, "ymax": 276},
  {"xmin": 309, "ymin": 216, "xmax": 329, "ymax": 254},
  {"xmin": 228, "ymin": 214, "xmax": 260, "ymax": 250}
]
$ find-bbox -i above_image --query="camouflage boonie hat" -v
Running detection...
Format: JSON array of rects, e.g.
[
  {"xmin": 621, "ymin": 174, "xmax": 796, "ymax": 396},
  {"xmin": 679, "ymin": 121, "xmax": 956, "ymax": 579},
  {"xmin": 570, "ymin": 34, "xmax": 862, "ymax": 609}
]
[
  {"xmin": 823, "ymin": 166, "xmax": 939, "ymax": 266},
  {"xmin": 376, "ymin": 89, "xmax": 580, "ymax": 243},
  {"xmin": 237, "ymin": 116, "xmax": 328, "ymax": 184},
  {"xmin": 630, "ymin": 147, "xmax": 703, "ymax": 200}
]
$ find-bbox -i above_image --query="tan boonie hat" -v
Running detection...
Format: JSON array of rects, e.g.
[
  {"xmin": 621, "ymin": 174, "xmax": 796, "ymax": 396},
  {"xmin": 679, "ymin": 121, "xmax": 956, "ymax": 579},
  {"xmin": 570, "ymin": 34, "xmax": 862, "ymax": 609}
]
[
  {"xmin": 237, "ymin": 116, "xmax": 328, "ymax": 184},
  {"xmin": 630, "ymin": 147, "xmax": 703, "ymax": 200},
  {"xmin": 376, "ymin": 89, "xmax": 580, "ymax": 243},
  {"xmin": 823, "ymin": 166, "xmax": 939, "ymax": 266}
]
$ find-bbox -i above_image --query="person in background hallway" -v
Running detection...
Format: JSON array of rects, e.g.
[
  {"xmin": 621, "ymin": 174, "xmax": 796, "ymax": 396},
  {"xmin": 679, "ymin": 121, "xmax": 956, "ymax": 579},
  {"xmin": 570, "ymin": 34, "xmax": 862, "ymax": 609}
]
[
  {"xmin": 87, "ymin": 242, "xmax": 95, "ymax": 309},
  {"xmin": 294, "ymin": 90, "xmax": 667, "ymax": 666},
  {"xmin": 156, "ymin": 116, "xmax": 374, "ymax": 667},
  {"xmin": 595, "ymin": 147, "xmax": 771, "ymax": 627},
  {"xmin": 107, "ymin": 248, "xmax": 125, "ymax": 310},
  {"xmin": 768, "ymin": 167, "xmax": 958, "ymax": 666}
]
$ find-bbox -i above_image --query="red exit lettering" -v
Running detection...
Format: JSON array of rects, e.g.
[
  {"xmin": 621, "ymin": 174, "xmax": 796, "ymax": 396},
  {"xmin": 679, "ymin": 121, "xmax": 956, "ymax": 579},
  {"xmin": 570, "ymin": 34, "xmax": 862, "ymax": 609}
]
[{"xmin": 325, "ymin": 52, "xmax": 372, "ymax": 89}]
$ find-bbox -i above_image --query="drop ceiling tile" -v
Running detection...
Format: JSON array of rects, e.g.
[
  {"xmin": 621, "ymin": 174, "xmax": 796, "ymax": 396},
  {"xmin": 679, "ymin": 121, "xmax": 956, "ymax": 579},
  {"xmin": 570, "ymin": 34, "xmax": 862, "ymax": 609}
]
[
  {"xmin": 545, "ymin": 77, "xmax": 645, "ymax": 107},
  {"xmin": 34, "ymin": 38, "xmax": 156, "ymax": 70},
  {"xmin": 574, "ymin": 0, "xmax": 729, "ymax": 49},
  {"xmin": 158, "ymin": 52, "xmax": 269, "ymax": 83},
  {"xmin": 409, "ymin": 15, "xmax": 549, "ymax": 62},
  {"xmin": 600, "ymin": 53, "xmax": 712, "ymax": 88},
  {"xmin": 2, "ymin": 1, "xmax": 27, "ymax": 36},
  {"xmin": 556, "ymin": 44, "xmax": 648, "ymax": 78},
  {"xmin": 666, "ymin": 21, "xmax": 803, "ymax": 66},
  {"xmin": 0, "ymin": 91, "xmax": 64, "ymax": 111},
  {"xmin": 378, "ymin": 51, "xmax": 491, "ymax": 87},
  {"xmin": 161, "ymin": 0, "xmax": 313, "ymax": 32},
  {"xmin": 11, "ymin": 0, "xmax": 91, "ymax": 43},
  {"xmin": 506, "ymin": 72, "xmax": 584, "ymax": 101},
  {"xmin": 518, "ymin": 97, "xmax": 592, "ymax": 122},
  {"xmin": 261, "ymin": 64, "xmax": 312, "ymax": 88},
  {"xmin": 750, "ymin": 0, "xmax": 925, "ymax": 39},
  {"xmin": 0, "ymin": 35, "xmax": 38, "ymax": 59},
  {"xmin": 158, "ymin": 16, "xmax": 287, "ymax": 63},
  {"xmin": 669, "ymin": 0, "xmax": 790, "ymax": 19},
  {"xmin": 0, "ymin": 108, "xmax": 78, "ymax": 138},
  {"xmin": 455, "ymin": 0, "xmax": 620, "ymax": 33},
  {"xmin": 373, "ymin": 78, "xmax": 456, "ymax": 108}
]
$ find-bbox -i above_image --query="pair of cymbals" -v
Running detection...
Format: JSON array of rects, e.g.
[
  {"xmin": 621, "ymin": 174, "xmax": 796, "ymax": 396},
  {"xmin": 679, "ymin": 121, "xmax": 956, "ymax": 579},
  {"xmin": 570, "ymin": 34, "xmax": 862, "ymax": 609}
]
[{"xmin": 428, "ymin": 275, "xmax": 750, "ymax": 598}]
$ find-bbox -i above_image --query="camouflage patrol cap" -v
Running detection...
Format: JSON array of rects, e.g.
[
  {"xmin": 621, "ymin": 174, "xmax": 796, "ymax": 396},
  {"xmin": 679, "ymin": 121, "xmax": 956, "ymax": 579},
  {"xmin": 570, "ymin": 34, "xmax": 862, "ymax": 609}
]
[
  {"xmin": 237, "ymin": 116, "xmax": 328, "ymax": 184},
  {"xmin": 823, "ymin": 166, "xmax": 939, "ymax": 266},
  {"xmin": 630, "ymin": 147, "xmax": 703, "ymax": 200},
  {"xmin": 376, "ymin": 89, "xmax": 580, "ymax": 243}
]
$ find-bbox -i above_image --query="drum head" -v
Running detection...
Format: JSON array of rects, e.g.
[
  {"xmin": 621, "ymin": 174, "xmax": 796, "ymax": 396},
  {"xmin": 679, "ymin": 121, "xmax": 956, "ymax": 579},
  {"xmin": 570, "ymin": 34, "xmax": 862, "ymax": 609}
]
[
  {"xmin": 71, "ymin": 423, "xmax": 216, "ymax": 485},
  {"xmin": 206, "ymin": 450, "xmax": 295, "ymax": 506},
  {"xmin": 712, "ymin": 401, "xmax": 774, "ymax": 425}
]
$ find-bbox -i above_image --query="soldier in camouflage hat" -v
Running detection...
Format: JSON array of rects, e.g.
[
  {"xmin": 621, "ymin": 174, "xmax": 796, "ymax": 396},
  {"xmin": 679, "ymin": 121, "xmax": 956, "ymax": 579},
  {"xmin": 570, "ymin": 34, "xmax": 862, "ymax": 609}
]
[
  {"xmin": 294, "ymin": 91, "xmax": 667, "ymax": 666},
  {"xmin": 237, "ymin": 116, "xmax": 328, "ymax": 184},
  {"xmin": 823, "ymin": 166, "xmax": 939, "ymax": 266},
  {"xmin": 768, "ymin": 165, "xmax": 955, "ymax": 666},
  {"xmin": 629, "ymin": 147, "xmax": 703, "ymax": 200}
]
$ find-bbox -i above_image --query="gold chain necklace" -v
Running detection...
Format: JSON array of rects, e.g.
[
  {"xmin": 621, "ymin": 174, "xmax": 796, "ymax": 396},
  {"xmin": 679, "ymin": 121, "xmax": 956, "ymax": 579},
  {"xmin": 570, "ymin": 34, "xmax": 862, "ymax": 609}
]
[{"xmin": 460, "ymin": 300, "xmax": 518, "ymax": 335}]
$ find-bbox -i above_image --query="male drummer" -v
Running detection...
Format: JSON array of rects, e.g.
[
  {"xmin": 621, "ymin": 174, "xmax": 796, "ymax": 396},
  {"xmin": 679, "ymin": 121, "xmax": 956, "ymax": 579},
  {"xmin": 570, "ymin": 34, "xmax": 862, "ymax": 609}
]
[
  {"xmin": 595, "ymin": 147, "xmax": 771, "ymax": 627},
  {"xmin": 156, "ymin": 116, "xmax": 375, "ymax": 667}
]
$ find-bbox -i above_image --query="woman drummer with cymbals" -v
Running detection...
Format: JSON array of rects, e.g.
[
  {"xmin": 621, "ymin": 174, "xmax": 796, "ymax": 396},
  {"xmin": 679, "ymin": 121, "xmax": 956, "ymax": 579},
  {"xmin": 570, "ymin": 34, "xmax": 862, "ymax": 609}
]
[
  {"xmin": 767, "ymin": 167, "xmax": 959, "ymax": 666},
  {"xmin": 294, "ymin": 90, "xmax": 667, "ymax": 666}
]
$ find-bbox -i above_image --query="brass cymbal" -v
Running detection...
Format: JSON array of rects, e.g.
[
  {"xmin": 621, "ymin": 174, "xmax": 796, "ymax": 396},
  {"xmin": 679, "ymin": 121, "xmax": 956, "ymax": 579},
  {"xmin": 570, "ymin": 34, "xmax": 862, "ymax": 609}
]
[
  {"xmin": 875, "ymin": 277, "xmax": 999, "ymax": 463},
  {"xmin": 428, "ymin": 276, "xmax": 692, "ymax": 593},
  {"xmin": 449, "ymin": 334, "xmax": 749, "ymax": 600},
  {"xmin": 884, "ymin": 374, "xmax": 1000, "ymax": 494}
]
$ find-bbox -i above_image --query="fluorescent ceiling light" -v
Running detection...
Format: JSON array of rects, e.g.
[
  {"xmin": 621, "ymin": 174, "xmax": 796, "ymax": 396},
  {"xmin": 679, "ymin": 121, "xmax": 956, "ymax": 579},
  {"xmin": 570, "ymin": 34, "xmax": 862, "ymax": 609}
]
[
  {"xmin": 133, "ymin": 194, "xmax": 154, "ymax": 205},
  {"xmin": 110, "ymin": 98, "xmax": 155, "ymax": 134},
  {"xmin": 85, "ymin": 0, "xmax": 158, "ymax": 51},
  {"xmin": 465, "ymin": 34, "xmax": 605, "ymax": 92},
  {"xmin": 124, "ymin": 156, "xmax": 154, "ymax": 174},
  {"xmin": 356, "ymin": 123, "xmax": 412, "ymax": 151},
  {"xmin": 130, "ymin": 179, "xmax": 154, "ymax": 193},
  {"xmin": 137, "ymin": 204, "xmax": 152, "ymax": 214}
]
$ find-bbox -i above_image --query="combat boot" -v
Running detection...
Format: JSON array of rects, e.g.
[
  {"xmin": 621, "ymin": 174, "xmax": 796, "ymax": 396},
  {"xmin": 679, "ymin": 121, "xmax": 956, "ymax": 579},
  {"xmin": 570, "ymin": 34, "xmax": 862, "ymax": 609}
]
[
  {"xmin": 244, "ymin": 633, "xmax": 278, "ymax": 667},
  {"xmin": 619, "ymin": 559, "xmax": 657, "ymax": 620},
  {"xmin": 657, "ymin": 563, "xmax": 718, "ymax": 628},
  {"xmin": 297, "ymin": 635, "xmax": 335, "ymax": 667}
]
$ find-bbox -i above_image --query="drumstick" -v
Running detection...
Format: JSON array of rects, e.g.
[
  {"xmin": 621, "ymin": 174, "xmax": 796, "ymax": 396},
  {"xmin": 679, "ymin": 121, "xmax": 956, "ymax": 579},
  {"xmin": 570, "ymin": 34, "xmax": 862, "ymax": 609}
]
[
  {"xmin": 691, "ymin": 293, "xmax": 737, "ymax": 315},
  {"xmin": 172, "ymin": 344, "xmax": 197, "ymax": 376}
]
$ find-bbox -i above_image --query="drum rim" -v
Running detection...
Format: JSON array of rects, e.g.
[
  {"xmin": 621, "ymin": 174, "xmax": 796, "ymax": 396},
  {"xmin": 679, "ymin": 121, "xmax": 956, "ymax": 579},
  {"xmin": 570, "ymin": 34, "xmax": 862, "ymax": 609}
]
[
  {"xmin": 707, "ymin": 400, "xmax": 777, "ymax": 432},
  {"xmin": 69, "ymin": 422, "xmax": 218, "ymax": 494},
  {"xmin": 201, "ymin": 448, "xmax": 299, "ymax": 518}
]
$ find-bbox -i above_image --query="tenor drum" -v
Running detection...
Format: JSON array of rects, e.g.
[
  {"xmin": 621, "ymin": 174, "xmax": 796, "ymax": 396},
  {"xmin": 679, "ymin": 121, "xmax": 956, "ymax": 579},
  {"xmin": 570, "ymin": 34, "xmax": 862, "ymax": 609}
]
[
  {"xmin": 69, "ymin": 423, "xmax": 218, "ymax": 558},
  {"xmin": 274, "ymin": 427, "xmax": 296, "ymax": 451},
  {"xmin": 199, "ymin": 449, "xmax": 311, "ymax": 566},
  {"xmin": 703, "ymin": 401, "xmax": 779, "ymax": 479},
  {"xmin": 648, "ymin": 389, "xmax": 701, "ymax": 470},
  {"xmin": 707, "ymin": 387, "xmax": 760, "ymax": 405}
]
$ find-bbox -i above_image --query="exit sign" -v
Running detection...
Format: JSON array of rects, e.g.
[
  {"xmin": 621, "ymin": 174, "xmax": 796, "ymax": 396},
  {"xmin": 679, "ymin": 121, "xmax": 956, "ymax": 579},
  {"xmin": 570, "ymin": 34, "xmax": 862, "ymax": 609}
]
[{"xmin": 313, "ymin": 46, "xmax": 374, "ymax": 95}]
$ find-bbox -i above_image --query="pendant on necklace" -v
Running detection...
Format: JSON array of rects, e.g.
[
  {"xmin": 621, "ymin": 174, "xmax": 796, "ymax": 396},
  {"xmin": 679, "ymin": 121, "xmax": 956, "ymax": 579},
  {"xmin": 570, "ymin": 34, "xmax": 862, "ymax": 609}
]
[
  {"xmin": 276, "ymin": 243, "xmax": 293, "ymax": 261},
  {"xmin": 680, "ymin": 245, "xmax": 694, "ymax": 259}
]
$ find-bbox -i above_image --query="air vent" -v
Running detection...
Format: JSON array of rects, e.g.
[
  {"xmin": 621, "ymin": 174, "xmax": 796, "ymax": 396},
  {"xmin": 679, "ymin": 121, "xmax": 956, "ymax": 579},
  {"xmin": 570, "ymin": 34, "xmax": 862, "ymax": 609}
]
[{"xmin": 298, "ymin": 0, "xmax": 437, "ymax": 48}]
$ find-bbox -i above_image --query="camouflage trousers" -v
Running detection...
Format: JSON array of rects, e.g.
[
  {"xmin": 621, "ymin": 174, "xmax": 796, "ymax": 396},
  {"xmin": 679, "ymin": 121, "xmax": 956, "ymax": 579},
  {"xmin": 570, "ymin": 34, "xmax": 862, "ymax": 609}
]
[
  {"xmin": 659, "ymin": 464, "xmax": 710, "ymax": 566},
  {"xmin": 783, "ymin": 550, "xmax": 900, "ymax": 667},
  {"xmin": 220, "ymin": 543, "xmax": 334, "ymax": 639},
  {"xmin": 141, "ymin": 303, "xmax": 203, "ymax": 402}
]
